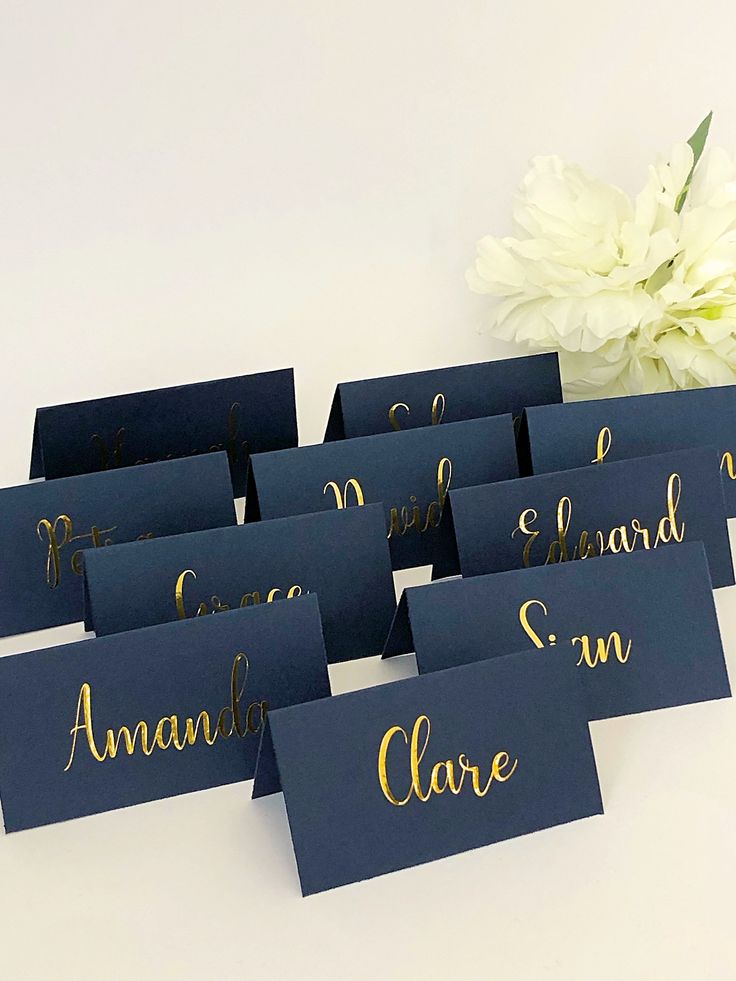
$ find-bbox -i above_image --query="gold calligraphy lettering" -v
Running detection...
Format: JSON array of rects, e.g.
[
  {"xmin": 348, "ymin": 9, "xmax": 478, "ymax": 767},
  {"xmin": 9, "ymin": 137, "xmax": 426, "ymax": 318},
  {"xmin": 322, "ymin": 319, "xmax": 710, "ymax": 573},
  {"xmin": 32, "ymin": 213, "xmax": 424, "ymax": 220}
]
[
  {"xmin": 36, "ymin": 515, "xmax": 73, "ymax": 589},
  {"xmin": 88, "ymin": 403, "xmax": 248, "ymax": 472},
  {"xmin": 519, "ymin": 599, "xmax": 549, "ymax": 648},
  {"xmin": 91, "ymin": 428, "xmax": 126, "ymax": 470},
  {"xmin": 388, "ymin": 393, "xmax": 446, "ymax": 431},
  {"xmin": 572, "ymin": 632, "xmax": 632, "ymax": 668},
  {"xmin": 64, "ymin": 653, "xmax": 267, "ymax": 771},
  {"xmin": 322, "ymin": 459, "xmax": 453, "ymax": 539},
  {"xmin": 518, "ymin": 599, "xmax": 632, "ymax": 669},
  {"xmin": 388, "ymin": 402, "xmax": 410, "ymax": 431},
  {"xmin": 323, "ymin": 478, "xmax": 365, "ymax": 509},
  {"xmin": 431, "ymin": 393, "xmax": 445, "ymax": 426},
  {"xmin": 513, "ymin": 473, "xmax": 685, "ymax": 567},
  {"xmin": 175, "ymin": 569, "xmax": 303, "ymax": 619},
  {"xmin": 387, "ymin": 457, "xmax": 453, "ymax": 539},
  {"xmin": 377, "ymin": 715, "xmax": 517, "ymax": 806},
  {"xmin": 37, "ymin": 515, "xmax": 128, "ymax": 588},
  {"xmin": 591, "ymin": 426, "xmax": 612, "ymax": 464}
]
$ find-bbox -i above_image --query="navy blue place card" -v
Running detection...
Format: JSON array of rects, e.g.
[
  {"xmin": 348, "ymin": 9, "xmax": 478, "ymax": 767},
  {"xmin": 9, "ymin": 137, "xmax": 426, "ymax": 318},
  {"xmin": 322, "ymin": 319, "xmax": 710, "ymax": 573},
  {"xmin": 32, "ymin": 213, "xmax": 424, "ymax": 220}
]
[
  {"xmin": 246, "ymin": 416, "xmax": 518, "ymax": 576},
  {"xmin": 252, "ymin": 652, "xmax": 603, "ymax": 895},
  {"xmin": 383, "ymin": 544, "xmax": 730, "ymax": 720},
  {"xmin": 449, "ymin": 447, "xmax": 734, "ymax": 588},
  {"xmin": 524, "ymin": 385, "xmax": 736, "ymax": 516},
  {"xmin": 0, "ymin": 596, "xmax": 331, "ymax": 832},
  {"xmin": 29, "ymin": 368, "xmax": 298, "ymax": 497},
  {"xmin": 83, "ymin": 505, "xmax": 395, "ymax": 663},
  {"xmin": 323, "ymin": 353, "xmax": 562, "ymax": 442},
  {"xmin": 0, "ymin": 453, "xmax": 236, "ymax": 638}
]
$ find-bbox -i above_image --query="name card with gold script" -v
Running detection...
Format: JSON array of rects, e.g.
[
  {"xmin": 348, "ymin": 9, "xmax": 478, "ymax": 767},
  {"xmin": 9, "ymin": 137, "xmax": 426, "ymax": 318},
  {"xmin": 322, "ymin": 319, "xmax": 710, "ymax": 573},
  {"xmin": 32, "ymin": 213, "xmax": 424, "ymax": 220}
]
[
  {"xmin": 83, "ymin": 505, "xmax": 395, "ymax": 663},
  {"xmin": 323, "ymin": 353, "xmax": 561, "ymax": 445},
  {"xmin": 383, "ymin": 544, "xmax": 730, "ymax": 720},
  {"xmin": 252, "ymin": 652, "xmax": 602, "ymax": 895},
  {"xmin": 523, "ymin": 385, "xmax": 736, "ymax": 517},
  {"xmin": 0, "ymin": 595, "xmax": 330, "ymax": 832},
  {"xmin": 448, "ymin": 447, "xmax": 734, "ymax": 588},
  {"xmin": 29, "ymin": 368, "xmax": 298, "ymax": 497},
  {"xmin": 0, "ymin": 453, "xmax": 236, "ymax": 638},
  {"xmin": 245, "ymin": 416, "xmax": 518, "ymax": 576}
]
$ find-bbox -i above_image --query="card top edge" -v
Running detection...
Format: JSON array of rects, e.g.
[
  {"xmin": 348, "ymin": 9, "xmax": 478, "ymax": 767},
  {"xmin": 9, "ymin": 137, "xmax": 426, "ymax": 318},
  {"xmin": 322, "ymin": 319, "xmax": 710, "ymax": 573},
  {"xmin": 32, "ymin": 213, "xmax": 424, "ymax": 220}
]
[
  {"xmin": 250, "ymin": 413, "xmax": 515, "ymax": 461},
  {"xmin": 525, "ymin": 383, "xmax": 736, "ymax": 419},
  {"xmin": 34, "ymin": 367, "xmax": 295, "ymax": 415},
  {"xmin": 0, "ymin": 450, "xmax": 232, "ymax": 496},
  {"xmin": 335, "ymin": 352, "xmax": 559, "ymax": 392},
  {"xmin": 266, "ymin": 648, "xmax": 575, "ymax": 726},
  {"xmin": 400, "ymin": 539, "xmax": 711, "ymax": 603},
  {"xmin": 0, "ymin": 592, "xmax": 322, "ymax": 667},
  {"xmin": 83, "ymin": 502, "xmax": 388, "ymax": 565},
  {"xmin": 449, "ymin": 444, "xmax": 722, "ymax": 501}
]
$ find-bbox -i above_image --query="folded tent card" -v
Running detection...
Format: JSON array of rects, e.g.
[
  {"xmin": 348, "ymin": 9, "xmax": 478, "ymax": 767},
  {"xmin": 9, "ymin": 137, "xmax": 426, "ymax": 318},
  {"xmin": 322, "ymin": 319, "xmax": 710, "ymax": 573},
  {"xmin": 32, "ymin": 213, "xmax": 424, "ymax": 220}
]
[
  {"xmin": 83, "ymin": 505, "xmax": 396, "ymax": 663},
  {"xmin": 0, "ymin": 453, "xmax": 236, "ymax": 638},
  {"xmin": 253, "ymin": 651, "xmax": 603, "ymax": 895},
  {"xmin": 448, "ymin": 446, "xmax": 735, "ymax": 588},
  {"xmin": 0, "ymin": 595, "xmax": 331, "ymax": 832},
  {"xmin": 384, "ymin": 544, "xmax": 730, "ymax": 721},
  {"xmin": 523, "ymin": 385, "xmax": 736, "ymax": 516},
  {"xmin": 29, "ymin": 368, "xmax": 298, "ymax": 498},
  {"xmin": 323, "ymin": 352, "xmax": 562, "ymax": 445},
  {"xmin": 245, "ymin": 415, "xmax": 518, "ymax": 576}
]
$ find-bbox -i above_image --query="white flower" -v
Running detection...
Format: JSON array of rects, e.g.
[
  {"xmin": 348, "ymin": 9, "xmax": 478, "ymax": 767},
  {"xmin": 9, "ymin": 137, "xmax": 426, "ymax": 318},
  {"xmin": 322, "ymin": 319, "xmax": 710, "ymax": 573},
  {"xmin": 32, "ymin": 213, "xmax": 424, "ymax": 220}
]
[{"xmin": 468, "ymin": 137, "xmax": 736, "ymax": 397}]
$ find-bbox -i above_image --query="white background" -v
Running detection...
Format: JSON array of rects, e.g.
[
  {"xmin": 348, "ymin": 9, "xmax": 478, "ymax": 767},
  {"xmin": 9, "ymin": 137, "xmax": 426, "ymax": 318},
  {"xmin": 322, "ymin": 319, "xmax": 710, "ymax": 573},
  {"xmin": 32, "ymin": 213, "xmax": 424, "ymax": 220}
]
[{"xmin": 2, "ymin": 2, "xmax": 736, "ymax": 979}]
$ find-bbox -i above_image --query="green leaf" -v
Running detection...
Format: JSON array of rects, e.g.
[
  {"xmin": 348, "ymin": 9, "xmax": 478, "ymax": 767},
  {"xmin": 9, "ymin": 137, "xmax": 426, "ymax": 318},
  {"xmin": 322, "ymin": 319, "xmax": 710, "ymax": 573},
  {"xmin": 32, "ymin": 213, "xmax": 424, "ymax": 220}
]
[
  {"xmin": 688, "ymin": 110, "xmax": 713, "ymax": 166},
  {"xmin": 675, "ymin": 110, "xmax": 713, "ymax": 212}
]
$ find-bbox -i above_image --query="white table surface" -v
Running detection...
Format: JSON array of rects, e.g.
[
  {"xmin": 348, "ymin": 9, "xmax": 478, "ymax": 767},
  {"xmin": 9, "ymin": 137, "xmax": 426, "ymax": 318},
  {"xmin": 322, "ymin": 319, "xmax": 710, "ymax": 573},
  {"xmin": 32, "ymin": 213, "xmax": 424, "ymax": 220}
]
[{"xmin": 2, "ymin": 2, "xmax": 735, "ymax": 977}]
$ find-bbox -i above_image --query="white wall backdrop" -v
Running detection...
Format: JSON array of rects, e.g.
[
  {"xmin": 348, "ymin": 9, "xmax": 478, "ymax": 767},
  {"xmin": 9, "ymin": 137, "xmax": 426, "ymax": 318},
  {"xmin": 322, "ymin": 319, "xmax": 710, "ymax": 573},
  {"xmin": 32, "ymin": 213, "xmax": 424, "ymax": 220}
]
[{"xmin": 1, "ymin": 3, "xmax": 735, "ymax": 980}]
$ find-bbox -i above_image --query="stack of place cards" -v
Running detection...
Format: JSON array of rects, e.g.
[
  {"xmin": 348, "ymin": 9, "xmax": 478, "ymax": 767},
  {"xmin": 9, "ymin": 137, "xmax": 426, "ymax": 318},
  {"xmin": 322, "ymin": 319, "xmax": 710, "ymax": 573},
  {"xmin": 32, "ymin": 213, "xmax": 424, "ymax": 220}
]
[{"xmin": 2, "ymin": 355, "xmax": 734, "ymax": 900}]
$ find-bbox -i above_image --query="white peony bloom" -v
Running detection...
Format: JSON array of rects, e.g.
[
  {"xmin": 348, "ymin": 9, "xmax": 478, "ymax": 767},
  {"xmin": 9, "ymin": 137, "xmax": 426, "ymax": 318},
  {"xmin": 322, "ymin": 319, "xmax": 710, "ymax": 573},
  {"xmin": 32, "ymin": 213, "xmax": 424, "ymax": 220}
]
[{"xmin": 468, "ymin": 135, "xmax": 736, "ymax": 397}]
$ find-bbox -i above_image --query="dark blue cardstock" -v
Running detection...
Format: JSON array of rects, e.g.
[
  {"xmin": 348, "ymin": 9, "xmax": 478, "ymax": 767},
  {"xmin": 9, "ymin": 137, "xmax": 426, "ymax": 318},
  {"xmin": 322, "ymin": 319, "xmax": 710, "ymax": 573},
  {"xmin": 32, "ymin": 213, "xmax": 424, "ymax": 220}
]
[
  {"xmin": 524, "ymin": 385, "xmax": 736, "ymax": 516},
  {"xmin": 448, "ymin": 447, "xmax": 734, "ymax": 588},
  {"xmin": 0, "ymin": 596, "xmax": 331, "ymax": 832},
  {"xmin": 29, "ymin": 368, "xmax": 298, "ymax": 497},
  {"xmin": 0, "ymin": 453, "xmax": 236, "ymax": 638},
  {"xmin": 323, "ymin": 353, "xmax": 562, "ymax": 444},
  {"xmin": 83, "ymin": 505, "xmax": 396, "ymax": 663},
  {"xmin": 246, "ymin": 416, "xmax": 518, "ymax": 576},
  {"xmin": 252, "ymin": 652, "xmax": 603, "ymax": 895},
  {"xmin": 383, "ymin": 544, "xmax": 730, "ymax": 720}
]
